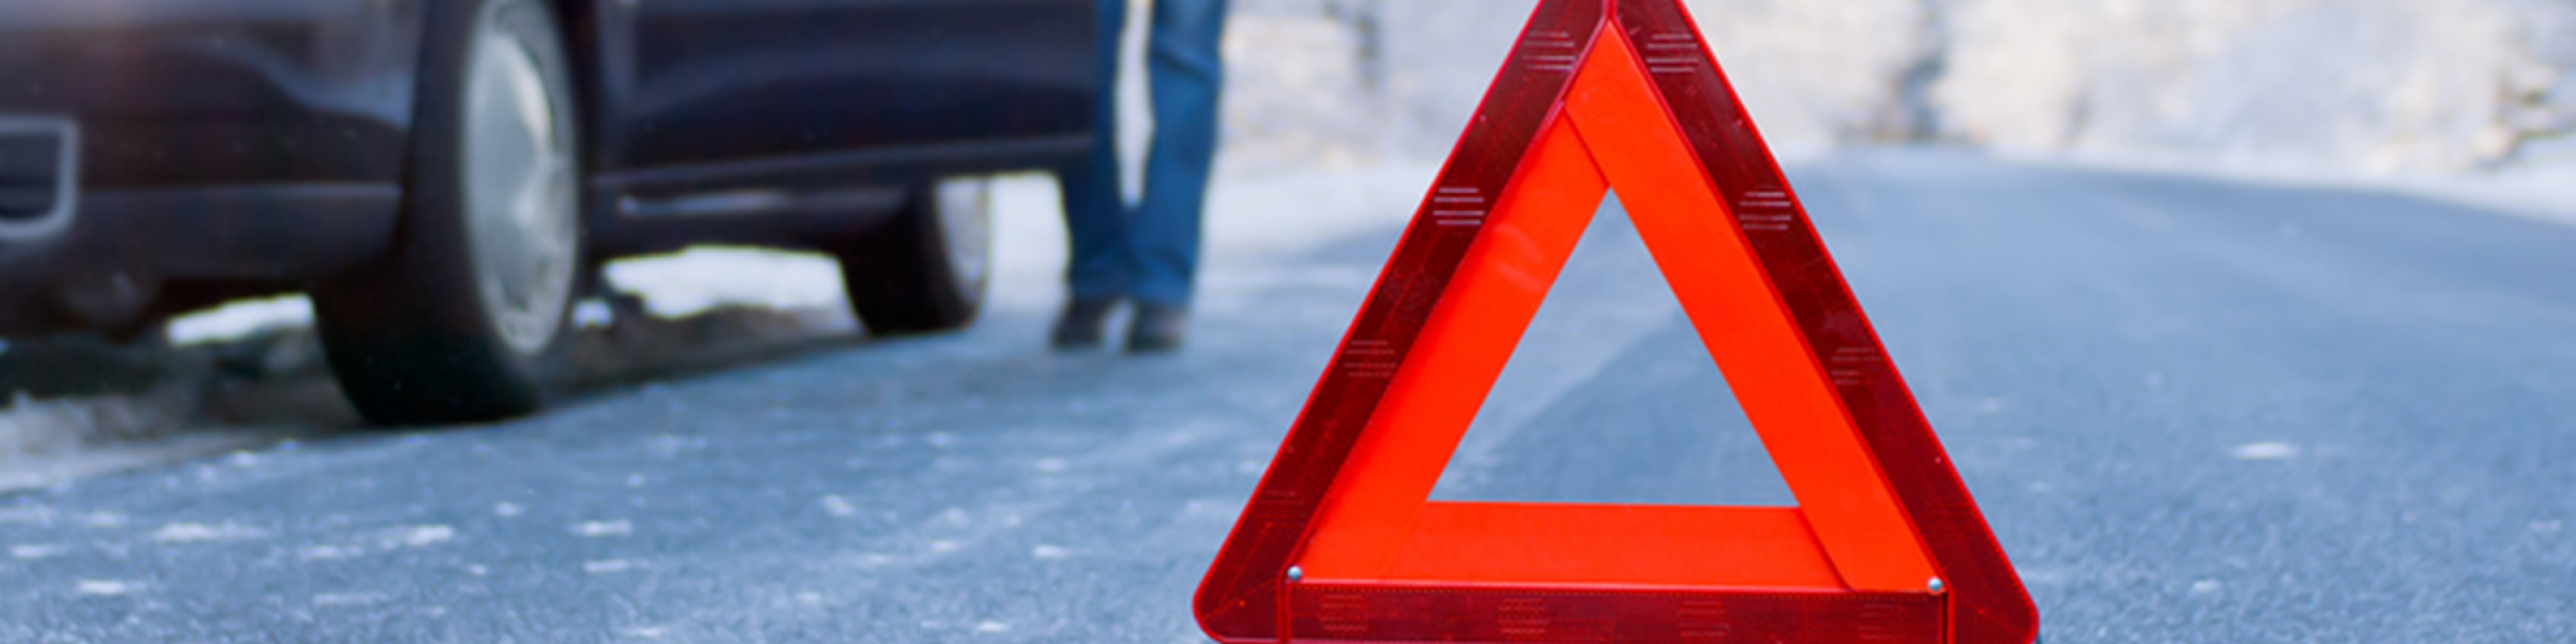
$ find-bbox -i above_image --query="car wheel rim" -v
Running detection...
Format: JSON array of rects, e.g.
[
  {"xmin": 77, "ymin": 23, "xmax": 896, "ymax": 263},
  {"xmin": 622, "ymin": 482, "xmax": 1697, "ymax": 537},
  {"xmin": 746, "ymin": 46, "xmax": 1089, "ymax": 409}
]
[
  {"xmin": 461, "ymin": 3, "xmax": 577, "ymax": 356},
  {"xmin": 933, "ymin": 177, "xmax": 992, "ymax": 296}
]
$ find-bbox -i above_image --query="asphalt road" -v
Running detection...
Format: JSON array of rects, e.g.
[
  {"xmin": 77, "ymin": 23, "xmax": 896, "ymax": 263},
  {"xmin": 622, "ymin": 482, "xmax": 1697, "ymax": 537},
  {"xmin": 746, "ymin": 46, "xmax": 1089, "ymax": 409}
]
[{"xmin": 3, "ymin": 150, "xmax": 2572, "ymax": 643}]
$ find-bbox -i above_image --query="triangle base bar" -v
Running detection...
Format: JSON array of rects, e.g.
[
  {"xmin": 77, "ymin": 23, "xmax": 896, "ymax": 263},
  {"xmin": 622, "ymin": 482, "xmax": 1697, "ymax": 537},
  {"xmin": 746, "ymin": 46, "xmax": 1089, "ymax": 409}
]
[
  {"xmin": 1334, "ymin": 502, "xmax": 1841, "ymax": 588},
  {"xmin": 1285, "ymin": 584, "xmax": 1941, "ymax": 643}
]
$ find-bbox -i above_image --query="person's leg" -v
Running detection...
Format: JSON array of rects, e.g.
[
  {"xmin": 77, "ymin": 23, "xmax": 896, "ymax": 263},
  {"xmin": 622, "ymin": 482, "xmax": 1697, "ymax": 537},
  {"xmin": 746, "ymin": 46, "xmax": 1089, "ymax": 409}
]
[
  {"xmin": 1128, "ymin": 0, "xmax": 1227, "ymax": 310},
  {"xmin": 1054, "ymin": 0, "xmax": 1134, "ymax": 348},
  {"xmin": 1060, "ymin": 0, "xmax": 1136, "ymax": 305}
]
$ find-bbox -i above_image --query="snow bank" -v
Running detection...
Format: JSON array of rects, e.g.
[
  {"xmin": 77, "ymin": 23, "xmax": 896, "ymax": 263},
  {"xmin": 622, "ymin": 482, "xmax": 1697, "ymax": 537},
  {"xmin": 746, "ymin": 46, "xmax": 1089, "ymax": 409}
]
[
  {"xmin": 1936, "ymin": 0, "xmax": 2576, "ymax": 177},
  {"xmin": 0, "ymin": 366, "xmax": 257, "ymax": 493},
  {"xmin": 1220, "ymin": 0, "xmax": 2576, "ymax": 212},
  {"xmin": 1224, "ymin": 0, "xmax": 1928, "ymax": 163}
]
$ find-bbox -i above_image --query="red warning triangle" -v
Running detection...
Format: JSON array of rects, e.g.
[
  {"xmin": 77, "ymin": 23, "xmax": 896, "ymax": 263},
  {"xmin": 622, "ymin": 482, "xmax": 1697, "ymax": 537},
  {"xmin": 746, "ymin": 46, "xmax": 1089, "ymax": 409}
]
[{"xmin": 1194, "ymin": 1, "xmax": 2038, "ymax": 642}]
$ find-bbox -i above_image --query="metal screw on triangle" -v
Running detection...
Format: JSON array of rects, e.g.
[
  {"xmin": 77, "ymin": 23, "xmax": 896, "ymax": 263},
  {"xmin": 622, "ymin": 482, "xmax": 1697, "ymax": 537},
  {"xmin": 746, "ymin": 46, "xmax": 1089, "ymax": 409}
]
[
  {"xmin": 1287, "ymin": 566, "xmax": 1304, "ymax": 582},
  {"xmin": 1928, "ymin": 577, "xmax": 1946, "ymax": 594}
]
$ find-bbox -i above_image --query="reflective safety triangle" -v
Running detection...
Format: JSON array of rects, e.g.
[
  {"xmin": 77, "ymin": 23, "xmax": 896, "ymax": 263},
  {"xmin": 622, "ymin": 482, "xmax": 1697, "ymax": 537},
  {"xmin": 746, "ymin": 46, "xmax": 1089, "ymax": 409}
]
[{"xmin": 1192, "ymin": 0, "xmax": 2038, "ymax": 643}]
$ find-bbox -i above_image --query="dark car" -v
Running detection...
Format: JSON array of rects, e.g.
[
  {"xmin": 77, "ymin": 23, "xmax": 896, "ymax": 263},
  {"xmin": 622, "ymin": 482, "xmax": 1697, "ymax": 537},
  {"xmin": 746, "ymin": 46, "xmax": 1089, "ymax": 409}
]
[{"xmin": 0, "ymin": 0, "xmax": 1094, "ymax": 423}]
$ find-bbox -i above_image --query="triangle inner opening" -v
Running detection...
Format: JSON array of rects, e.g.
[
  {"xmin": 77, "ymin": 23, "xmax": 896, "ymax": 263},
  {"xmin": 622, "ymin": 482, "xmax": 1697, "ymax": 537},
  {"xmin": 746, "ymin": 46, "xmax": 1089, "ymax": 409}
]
[{"xmin": 1427, "ymin": 191, "xmax": 1795, "ymax": 507}]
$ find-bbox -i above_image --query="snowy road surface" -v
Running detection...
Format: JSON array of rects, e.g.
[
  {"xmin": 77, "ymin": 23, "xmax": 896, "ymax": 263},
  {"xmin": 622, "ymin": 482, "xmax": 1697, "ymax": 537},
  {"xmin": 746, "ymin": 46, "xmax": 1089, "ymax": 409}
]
[{"xmin": 3, "ymin": 150, "xmax": 2573, "ymax": 643}]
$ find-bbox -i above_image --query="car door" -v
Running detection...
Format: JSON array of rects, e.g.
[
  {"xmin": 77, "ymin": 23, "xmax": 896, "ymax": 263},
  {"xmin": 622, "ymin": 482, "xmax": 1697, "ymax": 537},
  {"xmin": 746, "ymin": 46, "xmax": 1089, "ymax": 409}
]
[{"xmin": 586, "ymin": 0, "xmax": 1094, "ymax": 191}]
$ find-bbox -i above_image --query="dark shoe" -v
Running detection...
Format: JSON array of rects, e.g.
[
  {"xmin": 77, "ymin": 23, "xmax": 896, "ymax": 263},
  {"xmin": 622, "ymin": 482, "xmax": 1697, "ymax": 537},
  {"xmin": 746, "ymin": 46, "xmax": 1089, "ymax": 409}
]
[
  {"xmin": 1126, "ymin": 302, "xmax": 1188, "ymax": 354},
  {"xmin": 1050, "ymin": 296, "xmax": 1121, "ymax": 350}
]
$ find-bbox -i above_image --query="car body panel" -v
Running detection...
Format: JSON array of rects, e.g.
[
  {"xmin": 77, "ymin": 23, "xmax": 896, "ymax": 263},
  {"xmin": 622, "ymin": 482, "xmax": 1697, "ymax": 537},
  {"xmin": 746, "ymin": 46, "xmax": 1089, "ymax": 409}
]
[
  {"xmin": 0, "ymin": 0, "xmax": 423, "ymax": 188},
  {"xmin": 0, "ymin": 0, "xmax": 424, "ymax": 334},
  {"xmin": 594, "ymin": 0, "xmax": 1092, "ymax": 175},
  {"xmin": 576, "ymin": 0, "xmax": 1095, "ymax": 258},
  {"xmin": 0, "ymin": 0, "xmax": 1097, "ymax": 336}
]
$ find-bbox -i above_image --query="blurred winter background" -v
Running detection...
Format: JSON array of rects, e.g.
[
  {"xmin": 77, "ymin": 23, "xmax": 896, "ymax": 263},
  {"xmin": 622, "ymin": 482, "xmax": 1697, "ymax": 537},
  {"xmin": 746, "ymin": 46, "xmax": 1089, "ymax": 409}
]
[
  {"xmin": 8, "ymin": 0, "xmax": 2574, "ymax": 488},
  {"xmin": 1221, "ymin": 0, "xmax": 2576, "ymax": 204}
]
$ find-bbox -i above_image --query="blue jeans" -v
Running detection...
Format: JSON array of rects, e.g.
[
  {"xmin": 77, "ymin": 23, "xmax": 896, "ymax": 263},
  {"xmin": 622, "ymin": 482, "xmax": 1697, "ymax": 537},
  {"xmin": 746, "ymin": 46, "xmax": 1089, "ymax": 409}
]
[{"xmin": 1059, "ymin": 0, "xmax": 1229, "ymax": 308}]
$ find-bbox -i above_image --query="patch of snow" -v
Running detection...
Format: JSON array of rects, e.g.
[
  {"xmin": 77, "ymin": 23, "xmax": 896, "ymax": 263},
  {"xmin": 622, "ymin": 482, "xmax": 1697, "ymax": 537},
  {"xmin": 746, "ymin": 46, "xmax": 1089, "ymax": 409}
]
[
  {"xmin": 2, "ymin": 368, "xmax": 283, "ymax": 493},
  {"xmin": 392, "ymin": 526, "xmax": 454, "ymax": 548},
  {"xmin": 3, "ymin": 392, "xmax": 214, "ymax": 469},
  {"xmin": 300, "ymin": 545, "xmax": 358, "ymax": 561},
  {"xmin": 2231, "ymin": 441, "xmax": 2302, "ymax": 460},
  {"xmin": 973, "ymin": 621, "xmax": 1012, "ymax": 634},
  {"xmin": 620, "ymin": 626, "xmax": 668, "ymax": 639},
  {"xmin": 74, "ymin": 580, "xmax": 138, "ymax": 596},
  {"xmin": 9, "ymin": 544, "xmax": 67, "ymax": 560},
  {"xmin": 493, "ymin": 501, "xmax": 524, "ymax": 518},
  {"xmin": 166, "ymin": 296, "xmax": 313, "ymax": 346},
  {"xmin": 603, "ymin": 247, "xmax": 846, "ymax": 319},
  {"xmin": 1031, "ymin": 544, "xmax": 1071, "ymax": 560},
  {"xmin": 149, "ymin": 521, "xmax": 266, "ymax": 543},
  {"xmin": 574, "ymin": 520, "xmax": 633, "ymax": 538},
  {"xmin": 583, "ymin": 559, "xmax": 640, "ymax": 574},
  {"xmin": 927, "ymin": 540, "xmax": 961, "ymax": 554},
  {"xmin": 310, "ymin": 592, "xmax": 391, "ymax": 606},
  {"xmin": 819, "ymin": 495, "xmax": 857, "ymax": 518},
  {"xmin": 573, "ymin": 299, "xmax": 616, "ymax": 329}
]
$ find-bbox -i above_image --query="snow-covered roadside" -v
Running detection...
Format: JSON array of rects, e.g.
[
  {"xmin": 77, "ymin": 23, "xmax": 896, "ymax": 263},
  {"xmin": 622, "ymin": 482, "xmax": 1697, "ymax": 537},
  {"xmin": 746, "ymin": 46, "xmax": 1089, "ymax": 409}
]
[
  {"xmin": 0, "ymin": 390, "xmax": 245, "ymax": 492},
  {"xmin": 0, "ymin": 336, "xmax": 314, "ymax": 494}
]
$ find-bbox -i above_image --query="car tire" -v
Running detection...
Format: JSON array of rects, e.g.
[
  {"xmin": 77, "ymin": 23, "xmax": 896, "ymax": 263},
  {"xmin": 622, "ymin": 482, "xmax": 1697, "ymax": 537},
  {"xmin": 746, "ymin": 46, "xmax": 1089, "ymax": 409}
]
[
  {"xmin": 309, "ymin": 0, "xmax": 581, "ymax": 425},
  {"xmin": 834, "ymin": 178, "xmax": 993, "ymax": 337}
]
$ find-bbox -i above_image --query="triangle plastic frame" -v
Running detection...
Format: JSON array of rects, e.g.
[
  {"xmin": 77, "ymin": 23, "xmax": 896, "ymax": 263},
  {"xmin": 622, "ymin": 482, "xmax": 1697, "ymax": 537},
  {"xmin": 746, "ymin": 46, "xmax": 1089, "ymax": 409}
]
[{"xmin": 1193, "ymin": 1, "xmax": 2039, "ymax": 643}]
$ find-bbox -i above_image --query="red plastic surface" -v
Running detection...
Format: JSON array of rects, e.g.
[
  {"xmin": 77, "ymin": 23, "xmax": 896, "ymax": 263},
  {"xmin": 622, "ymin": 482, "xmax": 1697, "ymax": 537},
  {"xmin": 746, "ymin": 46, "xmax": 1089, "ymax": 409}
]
[
  {"xmin": 1286, "ymin": 585, "xmax": 1941, "ymax": 643},
  {"xmin": 1192, "ymin": 1, "xmax": 2038, "ymax": 642}
]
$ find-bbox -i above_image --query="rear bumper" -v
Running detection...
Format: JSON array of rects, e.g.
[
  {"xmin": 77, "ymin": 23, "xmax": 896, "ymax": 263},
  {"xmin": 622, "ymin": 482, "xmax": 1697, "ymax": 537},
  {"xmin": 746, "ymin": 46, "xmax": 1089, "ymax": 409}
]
[{"xmin": 0, "ymin": 184, "xmax": 397, "ymax": 337}]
